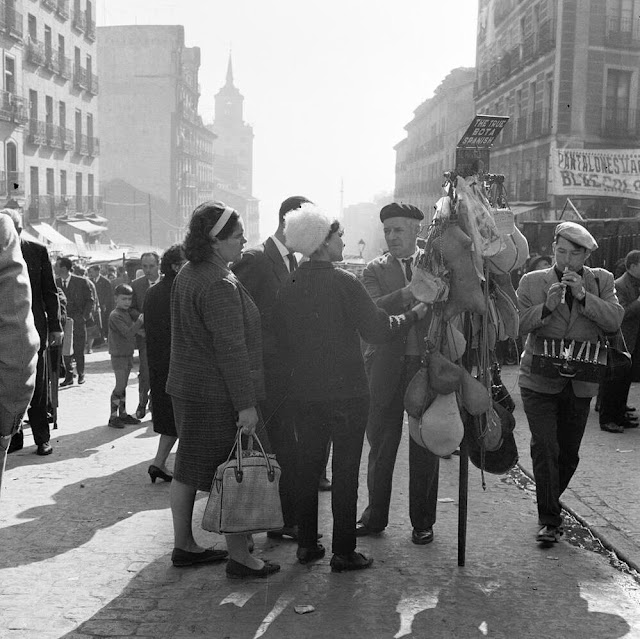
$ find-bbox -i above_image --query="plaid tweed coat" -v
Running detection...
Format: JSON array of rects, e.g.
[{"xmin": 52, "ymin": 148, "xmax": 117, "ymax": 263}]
[{"xmin": 166, "ymin": 255, "xmax": 265, "ymax": 411}]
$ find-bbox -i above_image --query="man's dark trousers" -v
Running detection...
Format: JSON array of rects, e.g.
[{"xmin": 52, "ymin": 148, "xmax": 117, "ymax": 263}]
[
  {"xmin": 27, "ymin": 346, "xmax": 50, "ymax": 446},
  {"xmin": 521, "ymin": 385, "xmax": 591, "ymax": 528},
  {"xmin": 360, "ymin": 355, "xmax": 440, "ymax": 531},
  {"xmin": 65, "ymin": 316, "xmax": 86, "ymax": 376}
]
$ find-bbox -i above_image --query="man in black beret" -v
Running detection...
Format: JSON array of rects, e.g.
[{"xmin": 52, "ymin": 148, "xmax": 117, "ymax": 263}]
[{"xmin": 357, "ymin": 202, "xmax": 441, "ymax": 545}]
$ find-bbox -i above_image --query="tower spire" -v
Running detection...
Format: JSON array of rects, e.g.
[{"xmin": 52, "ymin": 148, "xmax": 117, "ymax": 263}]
[{"xmin": 225, "ymin": 52, "xmax": 234, "ymax": 87}]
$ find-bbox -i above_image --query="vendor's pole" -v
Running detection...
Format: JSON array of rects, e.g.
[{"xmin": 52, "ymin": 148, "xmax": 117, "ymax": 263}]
[{"xmin": 458, "ymin": 439, "xmax": 469, "ymax": 566}]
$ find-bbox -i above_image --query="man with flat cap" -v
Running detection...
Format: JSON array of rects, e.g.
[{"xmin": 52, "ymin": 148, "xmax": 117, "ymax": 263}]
[
  {"xmin": 356, "ymin": 202, "xmax": 440, "ymax": 545},
  {"xmin": 517, "ymin": 221, "xmax": 623, "ymax": 544},
  {"xmin": 232, "ymin": 195, "xmax": 313, "ymax": 542}
]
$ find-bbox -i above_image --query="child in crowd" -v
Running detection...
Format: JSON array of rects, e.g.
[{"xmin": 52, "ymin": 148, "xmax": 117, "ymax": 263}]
[{"xmin": 108, "ymin": 284, "xmax": 145, "ymax": 428}]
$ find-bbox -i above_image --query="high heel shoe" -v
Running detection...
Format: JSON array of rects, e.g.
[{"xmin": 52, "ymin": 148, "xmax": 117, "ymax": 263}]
[{"xmin": 148, "ymin": 465, "xmax": 173, "ymax": 483}]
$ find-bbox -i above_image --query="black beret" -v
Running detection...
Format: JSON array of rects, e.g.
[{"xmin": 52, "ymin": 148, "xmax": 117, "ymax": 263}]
[
  {"xmin": 279, "ymin": 196, "xmax": 313, "ymax": 218},
  {"xmin": 379, "ymin": 202, "xmax": 424, "ymax": 222}
]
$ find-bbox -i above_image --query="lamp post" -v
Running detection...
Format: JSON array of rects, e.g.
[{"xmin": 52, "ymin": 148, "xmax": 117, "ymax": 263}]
[{"xmin": 358, "ymin": 238, "xmax": 366, "ymax": 259}]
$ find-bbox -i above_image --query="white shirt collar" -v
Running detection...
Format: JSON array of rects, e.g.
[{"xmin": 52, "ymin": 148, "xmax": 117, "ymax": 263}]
[{"xmin": 270, "ymin": 235, "xmax": 290, "ymax": 260}]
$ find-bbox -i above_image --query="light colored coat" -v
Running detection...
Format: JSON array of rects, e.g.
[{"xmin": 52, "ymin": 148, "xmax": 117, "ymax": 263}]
[{"xmin": 517, "ymin": 265, "xmax": 624, "ymax": 397}]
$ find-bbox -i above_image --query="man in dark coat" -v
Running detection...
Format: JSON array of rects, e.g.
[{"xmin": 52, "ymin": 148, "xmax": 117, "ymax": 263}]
[
  {"xmin": 131, "ymin": 251, "xmax": 161, "ymax": 418},
  {"xmin": 599, "ymin": 249, "xmax": 640, "ymax": 433},
  {"xmin": 55, "ymin": 256, "xmax": 94, "ymax": 386},
  {"xmin": 1, "ymin": 209, "xmax": 63, "ymax": 455},
  {"xmin": 88, "ymin": 264, "xmax": 113, "ymax": 341},
  {"xmin": 232, "ymin": 195, "xmax": 312, "ymax": 540}
]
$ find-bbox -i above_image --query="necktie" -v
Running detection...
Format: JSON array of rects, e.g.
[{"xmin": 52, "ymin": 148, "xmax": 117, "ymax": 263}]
[
  {"xmin": 62, "ymin": 279, "xmax": 68, "ymax": 291},
  {"xmin": 402, "ymin": 258, "xmax": 413, "ymax": 282},
  {"xmin": 287, "ymin": 253, "xmax": 298, "ymax": 272}
]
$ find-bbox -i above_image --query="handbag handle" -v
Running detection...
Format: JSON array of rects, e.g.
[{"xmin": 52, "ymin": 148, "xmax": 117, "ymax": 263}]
[{"xmin": 230, "ymin": 430, "xmax": 277, "ymax": 484}]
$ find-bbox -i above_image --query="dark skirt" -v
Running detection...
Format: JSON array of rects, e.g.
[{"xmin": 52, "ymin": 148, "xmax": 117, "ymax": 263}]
[
  {"xmin": 149, "ymin": 365, "xmax": 177, "ymax": 437},
  {"xmin": 172, "ymin": 396, "xmax": 237, "ymax": 492}
]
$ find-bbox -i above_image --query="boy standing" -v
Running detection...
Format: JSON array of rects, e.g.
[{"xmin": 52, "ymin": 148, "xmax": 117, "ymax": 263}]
[{"xmin": 108, "ymin": 284, "xmax": 145, "ymax": 428}]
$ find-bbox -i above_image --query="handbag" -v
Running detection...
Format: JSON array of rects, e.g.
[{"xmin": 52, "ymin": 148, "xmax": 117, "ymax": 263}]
[
  {"xmin": 201, "ymin": 431, "xmax": 284, "ymax": 535},
  {"xmin": 602, "ymin": 328, "xmax": 632, "ymax": 382}
]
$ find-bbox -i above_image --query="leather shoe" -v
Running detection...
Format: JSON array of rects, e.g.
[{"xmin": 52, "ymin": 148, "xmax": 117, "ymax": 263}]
[
  {"xmin": 36, "ymin": 442, "xmax": 53, "ymax": 456},
  {"xmin": 60, "ymin": 376, "xmax": 74, "ymax": 387},
  {"xmin": 77, "ymin": 374, "xmax": 85, "ymax": 385},
  {"xmin": 226, "ymin": 559, "xmax": 281, "ymax": 579},
  {"xmin": 355, "ymin": 521, "xmax": 384, "ymax": 537},
  {"xmin": 135, "ymin": 405, "xmax": 146, "ymax": 419},
  {"xmin": 600, "ymin": 422, "xmax": 624, "ymax": 433},
  {"xmin": 622, "ymin": 418, "xmax": 639, "ymax": 429},
  {"xmin": 411, "ymin": 527, "xmax": 434, "ymax": 545},
  {"xmin": 171, "ymin": 546, "xmax": 228, "ymax": 567},
  {"xmin": 626, "ymin": 405, "xmax": 637, "ymax": 412},
  {"xmin": 330, "ymin": 551, "xmax": 373, "ymax": 572},
  {"xmin": 296, "ymin": 544, "xmax": 325, "ymax": 564}
]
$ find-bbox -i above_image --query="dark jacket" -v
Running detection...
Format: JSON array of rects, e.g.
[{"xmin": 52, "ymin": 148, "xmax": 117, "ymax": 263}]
[
  {"xmin": 232, "ymin": 236, "xmax": 290, "ymax": 359},
  {"xmin": 166, "ymin": 256, "xmax": 264, "ymax": 410},
  {"xmin": 612, "ymin": 271, "xmax": 640, "ymax": 354},
  {"xmin": 20, "ymin": 238, "xmax": 62, "ymax": 349},
  {"xmin": 143, "ymin": 276, "xmax": 172, "ymax": 373},
  {"xmin": 55, "ymin": 273, "xmax": 94, "ymax": 322}
]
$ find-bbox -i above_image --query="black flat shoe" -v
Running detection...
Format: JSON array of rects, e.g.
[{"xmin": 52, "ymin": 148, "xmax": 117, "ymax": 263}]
[
  {"xmin": 297, "ymin": 544, "xmax": 325, "ymax": 564},
  {"xmin": 330, "ymin": 551, "xmax": 373, "ymax": 572},
  {"xmin": 148, "ymin": 465, "xmax": 173, "ymax": 483},
  {"xmin": 355, "ymin": 521, "xmax": 384, "ymax": 537},
  {"xmin": 411, "ymin": 527, "xmax": 434, "ymax": 545},
  {"xmin": 171, "ymin": 547, "xmax": 228, "ymax": 567},
  {"xmin": 226, "ymin": 559, "xmax": 281, "ymax": 579},
  {"xmin": 36, "ymin": 442, "xmax": 53, "ymax": 456}
]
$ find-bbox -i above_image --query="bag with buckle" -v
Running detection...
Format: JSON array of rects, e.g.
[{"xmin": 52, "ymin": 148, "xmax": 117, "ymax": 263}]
[
  {"xmin": 202, "ymin": 431, "xmax": 283, "ymax": 535},
  {"xmin": 602, "ymin": 329, "xmax": 632, "ymax": 382}
]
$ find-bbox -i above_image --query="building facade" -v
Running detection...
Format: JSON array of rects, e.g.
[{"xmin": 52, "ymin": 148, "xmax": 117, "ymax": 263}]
[
  {"xmin": 475, "ymin": 0, "xmax": 640, "ymax": 219},
  {"xmin": 207, "ymin": 56, "xmax": 259, "ymax": 247},
  {"xmin": 17, "ymin": 0, "xmax": 102, "ymax": 247},
  {"xmin": 394, "ymin": 67, "xmax": 476, "ymax": 222},
  {"xmin": 98, "ymin": 25, "xmax": 215, "ymax": 248}
]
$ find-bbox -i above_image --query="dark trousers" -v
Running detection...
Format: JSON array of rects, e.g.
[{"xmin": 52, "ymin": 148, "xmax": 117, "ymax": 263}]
[
  {"xmin": 261, "ymin": 372, "xmax": 298, "ymax": 528},
  {"xmin": 137, "ymin": 341, "xmax": 150, "ymax": 408},
  {"xmin": 64, "ymin": 316, "xmax": 86, "ymax": 376},
  {"xmin": 360, "ymin": 356, "xmax": 440, "ymax": 531},
  {"xmin": 27, "ymin": 347, "xmax": 50, "ymax": 446},
  {"xmin": 521, "ymin": 385, "xmax": 591, "ymax": 527},
  {"xmin": 293, "ymin": 397, "xmax": 368, "ymax": 555},
  {"xmin": 599, "ymin": 373, "xmax": 631, "ymax": 425}
]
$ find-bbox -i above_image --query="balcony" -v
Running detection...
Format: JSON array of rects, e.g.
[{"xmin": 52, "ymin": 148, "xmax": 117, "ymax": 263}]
[
  {"xmin": 59, "ymin": 54, "xmax": 72, "ymax": 80},
  {"xmin": 0, "ymin": 2, "xmax": 23, "ymax": 41},
  {"xmin": 73, "ymin": 64, "xmax": 89, "ymax": 90},
  {"xmin": 72, "ymin": 9, "xmax": 85, "ymax": 32},
  {"xmin": 28, "ymin": 195, "xmax": 58, "ymax": 221},
  {"xmin": 70, "ymin": 195, "xmax": 103, "ymax": 213},
  {"xmin": 178, "ymin": 137, "xmax": 197, "ymax": 157},
  {"xmin": 62, "ymin": 127, "xmax": 74, "ymax": 150},
  {"xmin": 26, "ymin": 38, "xmax": 46, "ymax": 66},
  {"xmin": 603, "ymin": 108, "xmax": 640, "ymax": 139},
  {"xmin": 75, "ymin": 132, "xmax": 88, "ymax": 155},
  {"xmin": 26, "ymin": 119, "xmax": 47, "ymax": 145},
  {"xmin": 56, "ymin": 0, "xmax": 69, "ymax": 19},
  {"xmin": 42, "ymin": 0, "xmax": 57, "ymax": 10},
  {"xmin": 45, "ymin": 122, "xmax": 65, "ymax": 149},
  {"xmin": 605, "ymin": 16, "xmax": 640, "ymax": 49},
  {"xmin": 0, "ymin": 90, "xmax": 27, "ymax": 124},
  {"xmin": 182, "ymin": 172, "xmax": 197, "ymax": 188},
  {"xmin": 88, "ymin": 72, "xmax": 98, "ymax": 95},
  {"xmin": 87, "ymin": 136, "xmax": 99, "ymax": 156},
  {"xmin": 86, "ymin": 16, "xmax": 95, "ymax": 41},
  {"xmin": 529, "ymin": 109, "xmax": 552, "ymax": 137},
  {"xmin": 44, "ymin": 49, "xmax": 60, "ymax": 74}
]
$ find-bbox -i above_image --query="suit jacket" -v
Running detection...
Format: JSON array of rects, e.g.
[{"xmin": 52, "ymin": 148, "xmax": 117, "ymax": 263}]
[
  {"xmin": 91, "ymin": 274, "xmax": 113, "ymax": 313},
  {"xmin": 362, "ymin": 250, "xmax": 429, "ymax": 407},
  {"xmin": 131, "ymin": 276, "xmax": 152, "ymax": 313},
  {"xmin": 55, "ymin": 274, "xmax": 94, "ymax": 323},
  {"xmin": 517, "ymin": 265, "xmax": 624, "ymax": 397},
  {"xmin": 166, "ymin": 256, "xmax": 265, "ymax": 410},
  {"xmin": 20, "ymin": 238, "xmax": 62, "ymax": 349},
  {"xmin": 232, "ymin": 237, "xmax": 290, "ymax": 359},
  {"xmin": 0, "ymin": 216, "xmax": 39, "ymax": 436},
  {"xmin": 612, "ymin": 271, "xmax": 640, "ymax": 354}
]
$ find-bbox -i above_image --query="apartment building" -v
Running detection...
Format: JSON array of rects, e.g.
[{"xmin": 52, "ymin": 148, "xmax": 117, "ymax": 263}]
[{"xmin": 21, "ymin": 0, "xmax": 102, "ymax": 245}]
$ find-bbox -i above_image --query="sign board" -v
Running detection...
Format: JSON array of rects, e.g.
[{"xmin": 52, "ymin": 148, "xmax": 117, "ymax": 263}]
[
  {"xmin": 455, "ymin": 115, "xmax": 509, "ymax": 177},
  {"xmin": 550, "ymin": 144, "xmax": 640, "ymax": 200}
]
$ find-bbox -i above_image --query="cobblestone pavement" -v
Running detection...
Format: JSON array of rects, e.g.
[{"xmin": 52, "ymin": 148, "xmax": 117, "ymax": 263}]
[{"xmin": 1, "ymin": 351, "xmax": 639, "ymax": 639}]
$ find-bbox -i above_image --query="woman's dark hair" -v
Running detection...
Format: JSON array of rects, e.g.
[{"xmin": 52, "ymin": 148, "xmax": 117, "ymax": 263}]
[
  {"xmin": 161, "ymin": 243, "xmax": 185, "ymax": 276},
  {"xmin": 326, "ymin": 220, "xmax": 341, "ymax": 240},
  {"xmin": 184, "ymin": 201, "xmax": 240, "ymax": 263}
]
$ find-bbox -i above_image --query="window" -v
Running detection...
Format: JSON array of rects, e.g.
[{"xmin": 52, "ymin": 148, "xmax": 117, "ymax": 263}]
[
  {"xmin": 74, "ymin": 46, "xmax": 81, "ymax": 71},
  {"xmin": 76, "ymin": 172, "xmax": 82, "ymax": 210},
  {"xmin": 86, "ymin": 53, "xmax": 92, "ymax": 77},
  {"xmin": 28, "ymin": 14, "xmax": 36, "ymax": 41},
  {"xmin": 606, "ymin": 69, "xmax": 632, "ymax": 125},
  {"xmin": 44, "ymin": 25, "xmax": 52, "ymax": 60},
  {"xmin": 86, "ymin": 112, "xmax": 93, "ymax": 138},
  {"xmin": 88, "ymin": 173, "xmax": 94, "ymax": 209},
  {"xmin": 75, "ymin": 107, "xmax": 82, "ymax": 145},
  {"xmin": 30, "ymin": 166, "xmax": 39, "ymax": 196},
  {"xmin": 60, "ymin": 170, "xmax": 67, "ymax": 197},
  {"xmin": 4, "ymin": 55, "xmax": 15, "ymax": 93},
  {"xmin": 45, "ymin": 95, "xmax": 53, "ymax": 124},
  {"xmin": 29, "ymin": 89, "xmax": 37, "ymax": 121},
  {"xmin": 608, "ymin": 0, "xmax": 634, "ymax": 32},
  {"xmin": 46, "ymin": 168, "xmax": 54, "ymax": 196},
  {"xmin": 59, "ymin": 101, "xmax": 66, "ymax": 129}
]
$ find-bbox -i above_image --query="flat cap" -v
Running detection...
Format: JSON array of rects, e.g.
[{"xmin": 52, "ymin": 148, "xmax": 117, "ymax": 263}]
[
  {"xmin": 554, "ymin": 221, "xmax": 598, "ymax": 251},
  {"xmin": 380, "ymin": 202, "xmax": 424, "ymax": 223}
]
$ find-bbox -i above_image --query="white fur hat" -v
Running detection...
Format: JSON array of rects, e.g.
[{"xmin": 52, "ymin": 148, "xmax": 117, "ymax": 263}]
[{"xmin": 284, "ymin": 203, "xmax": 332, "ymax": 257}]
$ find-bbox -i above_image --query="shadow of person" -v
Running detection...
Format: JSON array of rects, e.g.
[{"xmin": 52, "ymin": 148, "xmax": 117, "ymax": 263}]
[{"xmin": 0, "ymin": 459, "xmax": 172, "ymax": 570}]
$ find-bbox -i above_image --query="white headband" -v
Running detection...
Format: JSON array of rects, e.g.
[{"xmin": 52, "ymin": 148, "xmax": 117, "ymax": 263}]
[{"xmin": 210, "ymin": 206, "xmax": 235, "ymax": 238}]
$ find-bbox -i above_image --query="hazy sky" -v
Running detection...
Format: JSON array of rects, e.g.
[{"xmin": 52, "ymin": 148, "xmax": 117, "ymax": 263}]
[{"xmin": 97, "ymin": 0, "xmax": 479, "ymax": 237}]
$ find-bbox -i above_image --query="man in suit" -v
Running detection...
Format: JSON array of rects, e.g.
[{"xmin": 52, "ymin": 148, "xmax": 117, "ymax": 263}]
[
  {"xmin": 356, "ymin": 202, "xmax": 440, "ymax": 545},
  {"xmin": 88, "ymin": 263, "xmax": 113, "ymax": 342},
  {"xmin": 517, "ymin": 222, "xmax": 623, "ymax": 544},
  {"xmin": 131, "ymin": 252, "xmax": 161, "ymax": 419},
  {"xmin": 0, "ymin": 214, "xmax": 39, "ymax": 494},
  {"xmin": 0, "ymin": 209, "xmax": 63, "ymax": 455},
  {"xmin": 55, "ymin": 256, "xmax": 94, "ymax": 386},
  {"xmin": 232, "ymin": 195, "xmax": 312, "ymax": 541},
  {"xmin": 598, "ymin": 249, "xmax": 640, "ymax": 433}
]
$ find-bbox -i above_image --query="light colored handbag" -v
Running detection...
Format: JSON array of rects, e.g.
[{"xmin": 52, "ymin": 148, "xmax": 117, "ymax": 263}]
[{"xmin": 202, "ymin": 431, "xmax": 284, "ymax": 535}]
